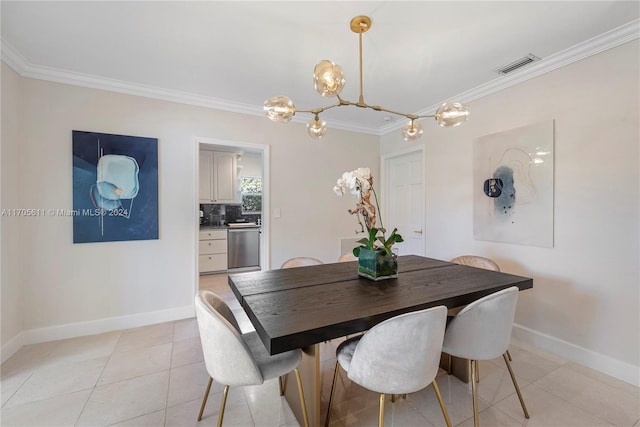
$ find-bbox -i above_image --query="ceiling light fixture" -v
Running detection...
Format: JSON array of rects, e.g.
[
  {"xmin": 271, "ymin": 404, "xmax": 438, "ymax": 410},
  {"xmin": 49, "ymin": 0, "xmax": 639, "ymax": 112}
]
[{"xmin": 264, "ymin": 15, "xmax": 470, "ymax": 141}]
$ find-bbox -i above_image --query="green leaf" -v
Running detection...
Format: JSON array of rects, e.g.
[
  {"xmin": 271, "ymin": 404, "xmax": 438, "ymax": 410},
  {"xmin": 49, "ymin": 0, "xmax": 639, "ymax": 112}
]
[{"xmin": 367, "ymin": 228, "xmax": 379, "ymax": 249}]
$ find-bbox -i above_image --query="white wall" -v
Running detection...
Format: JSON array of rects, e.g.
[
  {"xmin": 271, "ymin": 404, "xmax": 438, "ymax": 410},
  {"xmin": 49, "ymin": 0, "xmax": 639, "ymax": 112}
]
[
  {"xmin": 0, "ymin": 67, "xmax": 379, "ymax": 354},
  {"xmin": 268, "ymin": 126, "xmax": 380, "ymax": 267},
  {"xmin": 381, "ymin": 40, "xmax": 639, "ymax": 385},
  {"xmin": 1, "ymin": 63, "xmax": 24, "ymax": 353}
]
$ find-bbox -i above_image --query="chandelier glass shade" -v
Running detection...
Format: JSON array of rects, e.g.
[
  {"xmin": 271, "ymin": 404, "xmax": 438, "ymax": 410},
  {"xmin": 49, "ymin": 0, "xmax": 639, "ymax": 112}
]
[
  {"xmin": 314, "ymin": 60, "xmax": 346, "ymax": 97},
  {"xmin": 263, "ymin": 16, "xmax": 470, "ymax": 141},
  {"xmin": 401, "ymin": 120, "xmax": 424, "ymax": 142},
  {"xmin": 306, "ymin": 115, "xmax": 328, "ymax": 138},
  {"xmin": 263, "ymin": 95, "xmax": 296, "ymax": 123}
]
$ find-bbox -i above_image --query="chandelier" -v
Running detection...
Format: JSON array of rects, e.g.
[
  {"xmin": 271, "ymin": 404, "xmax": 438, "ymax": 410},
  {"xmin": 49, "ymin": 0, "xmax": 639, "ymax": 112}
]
[{"xmin": 263, "ymin": 15, "xmax": 470, "ymax": 141}]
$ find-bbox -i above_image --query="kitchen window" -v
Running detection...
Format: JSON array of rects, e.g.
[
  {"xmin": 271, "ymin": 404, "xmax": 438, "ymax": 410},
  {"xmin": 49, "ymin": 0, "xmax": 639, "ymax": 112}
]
[{"xmin": 241, "ymin": 176, "xmax": 262, "ymax": 213}]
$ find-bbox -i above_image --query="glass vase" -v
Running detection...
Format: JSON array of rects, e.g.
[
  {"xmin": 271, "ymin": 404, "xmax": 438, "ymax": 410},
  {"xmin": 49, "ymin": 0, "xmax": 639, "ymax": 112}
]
[{"xmin": 357, "ymin": 248, "xmax": 398, "ymax": 281}]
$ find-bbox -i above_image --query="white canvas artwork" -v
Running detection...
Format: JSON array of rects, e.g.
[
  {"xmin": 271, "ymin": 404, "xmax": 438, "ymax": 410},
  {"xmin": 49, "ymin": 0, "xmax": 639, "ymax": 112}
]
[{"xmin": 473, "ymin": 120, "xmax": 554, "ymax": 247}]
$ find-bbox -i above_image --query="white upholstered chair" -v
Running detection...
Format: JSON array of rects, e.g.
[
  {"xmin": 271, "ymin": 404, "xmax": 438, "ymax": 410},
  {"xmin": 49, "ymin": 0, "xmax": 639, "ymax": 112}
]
[
  {"xmin": 194, "ymin": 291, "xmax": 309, "ymax": 427},
  {"xmin": 325, "ymin": 306, "xmax": 452, "ymax": 427},
  {"xmin": 442, "ymin": 286, "xmax": 529, "ymax": 427},
  {"xmin": 448, "ymin": 255, "xmax": 512, "ymax": 368},
  {"xmin": 450, "ymin": 255, "xmax": 500, "ymax": 272},
  {"xmin": 337, "ymin": 252, "xmax": 358, "ymax": 262},
  {"xmin": 280, "ymin": 257, "xmax": 324, "ymax": 268}
]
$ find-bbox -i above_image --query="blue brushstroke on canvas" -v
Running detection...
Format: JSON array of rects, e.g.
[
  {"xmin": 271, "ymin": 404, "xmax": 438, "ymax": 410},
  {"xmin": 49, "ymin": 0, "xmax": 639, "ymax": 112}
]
[
  {"xmin": 72, "ymin": 130, "xmax": 158, "ymax": 243},
  {"xmin": 493, "ymin": 166, "xmax": 515, "ymax": 217}
]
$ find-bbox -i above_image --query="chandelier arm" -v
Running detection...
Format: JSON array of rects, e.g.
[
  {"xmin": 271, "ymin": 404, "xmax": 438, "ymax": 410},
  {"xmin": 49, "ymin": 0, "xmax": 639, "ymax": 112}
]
[
  {"xmin": 371, "ymin": 105, "xmax": 419, "ymax": 120},
  {"xmin": 296, "ymin": 102, "xmax": 343, "ymax": 115},
  {"xmin": 299, "ymin": 99, "xmax": 427, "ymax": 121}
]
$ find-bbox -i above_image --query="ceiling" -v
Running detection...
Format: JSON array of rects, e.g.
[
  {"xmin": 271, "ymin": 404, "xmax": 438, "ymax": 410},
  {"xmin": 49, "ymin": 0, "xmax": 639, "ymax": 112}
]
[{"xmin": 2, "ymin": 1, "xmax": 638, "ymax": 135}]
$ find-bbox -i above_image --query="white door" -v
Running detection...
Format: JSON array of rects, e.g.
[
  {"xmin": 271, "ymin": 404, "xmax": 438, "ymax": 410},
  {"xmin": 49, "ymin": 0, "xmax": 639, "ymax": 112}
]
[{"xmin": 386, "ymin": 150, "xmax": 425, "ymax": 256}]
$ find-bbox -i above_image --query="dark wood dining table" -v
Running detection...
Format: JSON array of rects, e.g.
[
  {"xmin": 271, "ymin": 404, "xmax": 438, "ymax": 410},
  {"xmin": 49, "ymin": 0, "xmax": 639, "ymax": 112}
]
[{"xmin": 228, "ymin": 255, "xmax": 533, "ymax": 427}]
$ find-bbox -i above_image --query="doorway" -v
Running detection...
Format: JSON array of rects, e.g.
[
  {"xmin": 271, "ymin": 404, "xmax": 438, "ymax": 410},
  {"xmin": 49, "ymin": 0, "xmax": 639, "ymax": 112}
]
[
  {"xmin": 195, "ymin": 137, "xmax": 270, "ymax": 293},
  {"xmin": 382, "ymin": 148, "xmax": 425, "ymax": 256}
]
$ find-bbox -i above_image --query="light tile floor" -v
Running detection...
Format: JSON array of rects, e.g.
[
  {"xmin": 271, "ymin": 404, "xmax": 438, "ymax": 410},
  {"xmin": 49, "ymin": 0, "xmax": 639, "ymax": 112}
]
[{"xmin": 1, "ymin": 273, "xmax": 638, "ymax": 426}]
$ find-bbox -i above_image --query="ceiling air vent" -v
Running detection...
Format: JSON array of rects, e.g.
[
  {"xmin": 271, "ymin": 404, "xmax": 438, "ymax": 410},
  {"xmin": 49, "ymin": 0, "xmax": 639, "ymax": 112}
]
[{"xmin": 493, "ymin": 54, "xmax": 541, "ymax": 75}]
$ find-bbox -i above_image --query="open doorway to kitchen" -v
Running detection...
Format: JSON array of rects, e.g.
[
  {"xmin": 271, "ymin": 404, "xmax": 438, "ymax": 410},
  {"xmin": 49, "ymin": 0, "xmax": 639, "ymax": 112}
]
[{"xmin": 195, "ymin": 137, "xmax": 270, "ymax": 294}]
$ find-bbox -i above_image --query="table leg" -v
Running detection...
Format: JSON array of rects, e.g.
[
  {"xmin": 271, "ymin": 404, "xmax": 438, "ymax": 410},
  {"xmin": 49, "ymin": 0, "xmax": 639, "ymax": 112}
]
[
  {"xmin": 440, "ymin": 352, "xmax": 470, "ymax": 383},
  {"xmin": 284, "ymin": 344, "xmax": 321, "ymax": 427}
]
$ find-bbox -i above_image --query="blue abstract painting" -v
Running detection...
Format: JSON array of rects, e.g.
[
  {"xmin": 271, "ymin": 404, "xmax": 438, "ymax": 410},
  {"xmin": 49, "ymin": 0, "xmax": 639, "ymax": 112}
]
[
  {"xmin": 72, "ymin": 130, "xmax": 158, "ymax": 243},
  {"xmin": 473, "ymin": 121, "xmax": 554, "ymax": 247}
]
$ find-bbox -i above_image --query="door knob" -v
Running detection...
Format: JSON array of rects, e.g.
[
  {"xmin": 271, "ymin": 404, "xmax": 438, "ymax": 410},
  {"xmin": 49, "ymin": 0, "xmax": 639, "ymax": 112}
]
[{"xmin": 414, "ymin": 229, "xmax": 423, "ymax": 234}]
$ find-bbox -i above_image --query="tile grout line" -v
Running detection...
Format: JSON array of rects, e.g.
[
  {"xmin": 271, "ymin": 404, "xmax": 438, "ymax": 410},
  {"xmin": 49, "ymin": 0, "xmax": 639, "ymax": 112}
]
[
  {"xmin": 73, "ymin": 335, "xmax": 120, "ymax": 426},
  {"xmin": 1, "ymin": 371, "xmax": 32, "ymax": 409},
  {"xmin": 162, "ymin": 320, "xmax": 178, "ymax": 427},
  {"xmin": 0, "ymin": 339, "xmax": 63, "ymax": 409}
]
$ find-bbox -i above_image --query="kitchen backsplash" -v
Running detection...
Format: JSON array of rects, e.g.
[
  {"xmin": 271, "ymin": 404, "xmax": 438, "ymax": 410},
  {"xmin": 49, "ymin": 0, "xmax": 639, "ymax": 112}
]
[{"xmin": 200, "ymin": 204, "xmax": 261, "ymax": 226}]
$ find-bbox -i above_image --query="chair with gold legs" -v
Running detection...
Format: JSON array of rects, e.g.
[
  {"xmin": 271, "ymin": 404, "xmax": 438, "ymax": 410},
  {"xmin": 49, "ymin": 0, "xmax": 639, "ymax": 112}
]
[
  {"xmin": 325, "ymin": 306, "xmax": 452, "ymax": 427},
  {"xmin": 194, "ymin": 290, "xmax": 309, "ymax": 427},
  {"xmin": 442, "ymin": 286, "xmax": 529, "ymax": 427},
  {"xmin": 447, "ymin": 255, "xmax": 512, "ymax": 377}
]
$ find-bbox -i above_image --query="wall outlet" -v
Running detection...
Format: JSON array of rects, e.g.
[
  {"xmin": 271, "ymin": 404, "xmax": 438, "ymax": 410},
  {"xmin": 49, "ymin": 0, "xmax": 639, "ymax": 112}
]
[{"xmin": 273, "ymin": 208, "xmax": 281, "ymax": 218}]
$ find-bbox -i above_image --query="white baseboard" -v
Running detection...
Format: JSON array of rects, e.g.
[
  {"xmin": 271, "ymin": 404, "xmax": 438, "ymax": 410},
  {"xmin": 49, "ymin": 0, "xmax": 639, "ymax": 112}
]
[
  {"xmin": 513, "ymin": 322, "xmax": 640, "ymax": 387},
  {"xmin": 1, "ymin": 305, "xmax": 194, "ymax": 364},
  {"xmin": 1, "ymin": 332, "xmax": 26, "ymax": 364}
]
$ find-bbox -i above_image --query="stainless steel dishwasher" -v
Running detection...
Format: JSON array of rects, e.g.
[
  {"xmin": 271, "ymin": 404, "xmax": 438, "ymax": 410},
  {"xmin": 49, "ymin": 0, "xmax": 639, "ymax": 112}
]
[{"xmin": 227, "ymin": 227, "xmax": 260, "ymax": 270}]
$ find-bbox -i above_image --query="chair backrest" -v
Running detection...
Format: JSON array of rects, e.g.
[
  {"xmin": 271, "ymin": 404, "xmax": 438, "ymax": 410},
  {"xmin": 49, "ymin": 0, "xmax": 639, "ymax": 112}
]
[
  {"xmin": 337, "ymin": 252, "xmax": 357, "ymax": 262},
  {"xmin": 442, "ymin": 286, "xmax": 518, "ymax": 360},
  {"xmin": 347, "ymin": 305, "xmax": 447, "ymax": 395},
  {"xmin": 280, "ymin": 257, "xmax": 324, "ymax": 269},
  {"xmin": 450, "ymin": 255, "xmax": 500, "ymax": 271},
  {"xmin": 194, "ymin": 290, "xmax": 263, "ymax": 386}
]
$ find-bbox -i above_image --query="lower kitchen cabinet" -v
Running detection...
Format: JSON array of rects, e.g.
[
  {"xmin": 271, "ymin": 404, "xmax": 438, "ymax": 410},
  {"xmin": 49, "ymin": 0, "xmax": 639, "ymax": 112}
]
[{"xmin": 199, "ymin": 229, "xmax": 227, "ymax": 273}]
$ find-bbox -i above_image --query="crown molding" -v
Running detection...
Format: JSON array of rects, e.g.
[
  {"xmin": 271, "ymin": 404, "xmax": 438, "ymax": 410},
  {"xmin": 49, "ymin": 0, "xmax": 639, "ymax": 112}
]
[
  {"xmin": 0, "ymin": 37, "xmax": 378, "ymax": 136},
  {"xmin": 3, "ymin": 18, "xmax": 638, "ymax": 137},
  {"xmin": 380, "ymin": 19, "xmax": 640, "ymax": 135},
  {"xmin": 1, "ymin": 38, "xmax": 263, "ymax": 116}
]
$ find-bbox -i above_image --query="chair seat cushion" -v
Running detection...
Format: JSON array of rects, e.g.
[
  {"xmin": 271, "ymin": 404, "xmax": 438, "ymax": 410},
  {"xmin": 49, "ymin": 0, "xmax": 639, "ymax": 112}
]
[
  {"xmin": 242, "ymin": 331, "xmax": 302, "ymax": 381},
  {"xmin": 336, "ymin": 335, "xmax": 362, "ymax": 373}
]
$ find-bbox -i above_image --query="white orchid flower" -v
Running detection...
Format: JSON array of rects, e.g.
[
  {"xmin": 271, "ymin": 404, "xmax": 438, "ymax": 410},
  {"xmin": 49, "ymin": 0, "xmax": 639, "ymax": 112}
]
[
  {"xmin": 355, "ymin": 167, "xmax": 371, "ymax": 180},
  {"xmin": 358, "ymin": 177, "xmax": 371, "ymax": 192},
  {"xmin": 342, "ymin": 172, "xmax": 357, "ymax": 190}
]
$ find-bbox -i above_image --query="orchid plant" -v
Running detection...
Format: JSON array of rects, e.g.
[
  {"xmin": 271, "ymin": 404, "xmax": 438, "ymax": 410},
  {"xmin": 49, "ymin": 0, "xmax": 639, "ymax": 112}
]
[{"xmin": 333, "ymin": 167, "xmax": 403, "ymax": 257}]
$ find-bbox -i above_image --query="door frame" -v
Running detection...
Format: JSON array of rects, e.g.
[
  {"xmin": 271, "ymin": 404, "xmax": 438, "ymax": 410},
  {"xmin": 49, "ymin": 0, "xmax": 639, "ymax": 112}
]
[
  {"xmin": 380, "ymin": 145, "xmax": 426, "ymax": 256},
  {"xmin": 194, "ymin": 136, "xmax": 271, "ymax": 296}
]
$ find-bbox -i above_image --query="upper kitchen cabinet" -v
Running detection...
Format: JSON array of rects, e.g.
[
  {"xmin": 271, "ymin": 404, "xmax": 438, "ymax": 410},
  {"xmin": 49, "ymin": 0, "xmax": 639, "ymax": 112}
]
[{"xmin": 199, "ymin": 150, "xmax": 239, "ymax": 203}]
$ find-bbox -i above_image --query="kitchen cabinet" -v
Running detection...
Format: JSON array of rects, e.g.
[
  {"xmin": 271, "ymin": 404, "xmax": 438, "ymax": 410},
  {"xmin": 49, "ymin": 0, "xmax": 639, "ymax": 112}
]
[
  {"xmin": 199, "ymin": 229, "xmax": 228, "ymax": 273},
  {"xmin": 199, "ymin": 150, "xmax": 238, "ymax": 203}
]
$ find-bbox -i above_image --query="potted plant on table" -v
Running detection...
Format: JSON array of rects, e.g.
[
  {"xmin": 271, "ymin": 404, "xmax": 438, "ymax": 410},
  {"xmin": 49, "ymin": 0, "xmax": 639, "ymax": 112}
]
[{"xmin": 333, "ymin": 167, "xmax": 403, "ymax": 280}]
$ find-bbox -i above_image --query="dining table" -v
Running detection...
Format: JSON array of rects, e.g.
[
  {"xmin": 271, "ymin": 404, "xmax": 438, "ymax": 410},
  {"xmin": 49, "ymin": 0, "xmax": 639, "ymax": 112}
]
[{"xmin": 228, "ymin": 255, "xmax": 533, "ymax": 427}]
